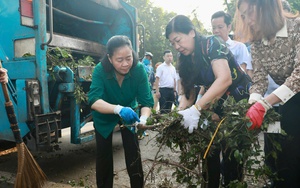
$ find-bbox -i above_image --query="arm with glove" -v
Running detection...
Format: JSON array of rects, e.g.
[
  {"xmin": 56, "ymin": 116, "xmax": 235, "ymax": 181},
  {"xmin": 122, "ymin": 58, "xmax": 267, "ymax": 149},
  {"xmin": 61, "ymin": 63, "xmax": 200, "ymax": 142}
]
[
  {"xmin": 178, "ymin": 59, "xmax": 232, "ymax": 133},
  {"xmin": 135, "ymin": 106, "xmax": 152, "ymax": 129},
  {"xmin": 246, "ymin": 98, "xmax": 272, "ymax": 129},
  {"xmin": 178, "ymin": 104, "xmax": 201, "ymax": 133},
  {"xmin": 246, "ymin": 84, "xmax": 294, "ymax": 129},
  {"xmin": 91, "ymin": 100, "xmax": 140, "ymax": 124},
  {"xmin": 114, "ymin": 105, "xmax": 140, "ymax": 125}
]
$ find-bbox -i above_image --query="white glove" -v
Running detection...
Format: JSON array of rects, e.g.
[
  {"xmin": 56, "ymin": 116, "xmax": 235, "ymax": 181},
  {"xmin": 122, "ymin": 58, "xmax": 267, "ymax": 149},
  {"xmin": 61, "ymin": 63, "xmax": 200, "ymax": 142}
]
[
  {"xmin": 248, "ymin": 93, "xmax": 262, "ymax": 104},
  {"xmin": 132, "ymin": 115, "xmax": 148, "ymax": 133},
  {"xmin": 139, "ymin": 115, "xmax": 147, "ymax": 126},
  {"xmin": 200, "ymin": 118, "xmax": 209, "ymax": 130},
  {"xmin": 134, "ymin": 115, "xmax": 148, "ymax": 136},
  {"xmin": 178, "ymin": 105, "xmax": 201, "ymax": 133}
]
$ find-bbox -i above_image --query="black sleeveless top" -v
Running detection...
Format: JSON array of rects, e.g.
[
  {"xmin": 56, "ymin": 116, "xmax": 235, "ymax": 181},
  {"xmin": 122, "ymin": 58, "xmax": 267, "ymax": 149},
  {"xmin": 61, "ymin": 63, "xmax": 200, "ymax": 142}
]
[{"xmin": 194, "ymin": 35, "xmax": 252, "ymax": 102}]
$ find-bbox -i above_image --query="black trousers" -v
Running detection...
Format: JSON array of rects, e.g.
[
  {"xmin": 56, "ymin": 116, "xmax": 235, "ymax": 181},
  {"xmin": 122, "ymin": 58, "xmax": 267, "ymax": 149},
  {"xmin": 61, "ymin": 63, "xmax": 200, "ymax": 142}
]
[
  {"xmin": 202, "ymin": 95, "xmax": 247, "ymax": 188},
  {"xmin": 270, "ymin": 93, "xmax": 300, "ymax": 188},
  {"xmin": 263, "ymin": 106, "xmax": 279, "ymax": 186},
  {"xmin": 204, "ymin": 146, "xmax": 243, "ymax": 188},
  {"xmin": 95, "ymin": 127, "xmax": 144, "ymax": 188},
  {"xmin": 159, "ymin": 87, "xmax": 175, "ymax": 114}
]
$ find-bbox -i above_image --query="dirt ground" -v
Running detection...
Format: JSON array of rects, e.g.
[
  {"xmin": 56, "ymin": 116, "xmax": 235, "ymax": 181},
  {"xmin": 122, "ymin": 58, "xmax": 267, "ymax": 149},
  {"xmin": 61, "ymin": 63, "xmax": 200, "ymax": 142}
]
[
  {"xmin": 0, "ymin": 129, "xmax": 181, "ymax": 188},
  {"xmin": 0, "ymin": 125, "xmax": 266, "ymax": 188}
]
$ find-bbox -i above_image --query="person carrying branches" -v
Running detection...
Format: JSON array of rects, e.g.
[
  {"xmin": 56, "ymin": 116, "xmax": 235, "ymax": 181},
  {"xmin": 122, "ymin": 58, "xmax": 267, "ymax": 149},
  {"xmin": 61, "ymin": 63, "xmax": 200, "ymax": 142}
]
[
  {"xmin": 165, "ymin": 15, "xmax": 252, "ymax": 187},
  {"xmin": 235, "ymin": 0, "xmax": 300, "ymax": 187},
  {"xmin": 88, "ymin": 35, "xmax": 154, "ymax": 188}
]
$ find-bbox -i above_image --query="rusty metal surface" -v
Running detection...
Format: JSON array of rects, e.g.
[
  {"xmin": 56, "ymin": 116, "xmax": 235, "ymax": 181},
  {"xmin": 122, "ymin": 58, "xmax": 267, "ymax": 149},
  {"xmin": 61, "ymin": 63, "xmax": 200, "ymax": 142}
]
[{"xmin": 49, "ymin": 33, "xmax": 106, "ymax": 57}]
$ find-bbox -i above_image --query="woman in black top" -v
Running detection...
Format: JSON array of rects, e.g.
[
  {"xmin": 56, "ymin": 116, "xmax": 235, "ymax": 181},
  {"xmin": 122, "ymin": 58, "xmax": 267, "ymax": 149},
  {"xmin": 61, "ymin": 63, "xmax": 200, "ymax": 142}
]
[{"xmin": 166, "ymin": 15, "xmax": 251, "ymax": 187}]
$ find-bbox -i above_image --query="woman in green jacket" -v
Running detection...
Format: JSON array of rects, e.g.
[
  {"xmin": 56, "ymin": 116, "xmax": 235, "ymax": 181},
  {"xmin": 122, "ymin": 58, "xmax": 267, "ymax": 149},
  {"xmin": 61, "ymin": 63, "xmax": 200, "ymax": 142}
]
[{"xmin": 88, "ymin": 35, "xmax": 154, "ymax": 188}]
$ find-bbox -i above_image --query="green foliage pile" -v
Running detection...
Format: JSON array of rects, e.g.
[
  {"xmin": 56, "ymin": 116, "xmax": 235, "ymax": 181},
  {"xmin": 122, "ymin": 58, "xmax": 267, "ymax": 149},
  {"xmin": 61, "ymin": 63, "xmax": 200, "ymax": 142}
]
[
  {"xmin": 46, "ymin": 47, "xmax": 95, "ymax": 103},
  {"xmin": 147, "ymin": 97, "xmax": 281, "ymax": 187}
]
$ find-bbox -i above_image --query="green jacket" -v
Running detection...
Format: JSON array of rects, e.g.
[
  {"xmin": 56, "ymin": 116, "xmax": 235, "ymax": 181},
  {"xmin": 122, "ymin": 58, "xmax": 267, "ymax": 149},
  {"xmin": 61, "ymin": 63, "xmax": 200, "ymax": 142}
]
[{"xmin": 88, "ymin": 62, "xmax": 154, "ymax": 138}]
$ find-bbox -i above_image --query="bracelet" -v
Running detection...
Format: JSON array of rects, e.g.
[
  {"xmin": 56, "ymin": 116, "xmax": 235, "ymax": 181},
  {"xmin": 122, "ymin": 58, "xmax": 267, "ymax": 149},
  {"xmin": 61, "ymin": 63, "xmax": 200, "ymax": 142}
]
[
  {"xmin": 194, "ymin": 103, "xmax": 202, "ymax": 111},
  {"xmin": 261, "ymin": 98, "xmax": 273, "ymax": 109}
]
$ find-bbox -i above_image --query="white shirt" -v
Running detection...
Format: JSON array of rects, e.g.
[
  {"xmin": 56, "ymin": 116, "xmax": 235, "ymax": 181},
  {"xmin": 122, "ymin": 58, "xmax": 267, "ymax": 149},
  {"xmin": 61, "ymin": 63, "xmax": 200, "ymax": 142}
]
[
  {"xmin": 155, "ymin": 62, "xmax": 176, "ymax": 88},
  {"xmin": 226, "ymin": 38, "xmax": 253, "ymax": 70},
  {"xmin": 175, "ymin": 72, "xmax": 181, "ymax": 93}
]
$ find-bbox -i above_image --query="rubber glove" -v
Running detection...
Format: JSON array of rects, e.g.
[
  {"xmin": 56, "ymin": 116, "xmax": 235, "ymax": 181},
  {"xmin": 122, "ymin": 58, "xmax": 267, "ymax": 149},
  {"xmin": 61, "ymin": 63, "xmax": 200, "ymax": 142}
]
[
  {"xmin": 114, "ymin": 105, "xmax": 140, "ymax": 125},
  {"xmin": 178, "ymin": 105, "xmax": 201, "ymax": 133},
  {"xmin": 246, "ymin": 99, "xmax": 272, "ymax": 130}
]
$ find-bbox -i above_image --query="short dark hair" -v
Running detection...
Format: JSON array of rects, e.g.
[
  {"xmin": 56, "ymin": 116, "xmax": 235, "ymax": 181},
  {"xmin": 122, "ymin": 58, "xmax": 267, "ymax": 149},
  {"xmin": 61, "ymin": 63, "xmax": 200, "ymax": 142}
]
[
  {"xmin": 165, "ymin": 15, "xmax": 203, "ymax": 100},
  {"xmin": 165, "ymin": 15, "xmax": 195, "ymax": 39},
  {"xmin": 163, "ymin": 50, "xmax": 171, "ymax": 56},
  {"xmin": 211, "ymin": 11, "xmax": 232, "ymax": 26},
  {"xmin": 101, "ymin": 35, "xmax": 138, "ymax": 72}
]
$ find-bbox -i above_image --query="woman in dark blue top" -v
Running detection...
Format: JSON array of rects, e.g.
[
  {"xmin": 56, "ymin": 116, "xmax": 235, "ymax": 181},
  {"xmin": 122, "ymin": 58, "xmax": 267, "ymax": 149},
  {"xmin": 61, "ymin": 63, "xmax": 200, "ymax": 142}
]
[{"xmin": 165, "ymin": 15, "xmax": 251, "ymax": 187}]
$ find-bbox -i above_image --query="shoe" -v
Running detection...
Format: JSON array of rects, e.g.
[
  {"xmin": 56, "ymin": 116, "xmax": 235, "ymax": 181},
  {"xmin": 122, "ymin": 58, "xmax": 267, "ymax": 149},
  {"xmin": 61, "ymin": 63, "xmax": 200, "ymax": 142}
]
[
  {"xmin": 143, "ymin": 131, "xmax": 149, "ymax": 136},
  {"xmin": 262, "ymin": 180, "xmax": 274, "ymax": 188},
  {"xmin": 138, "ymin": 135, "xmax": 144, "ymax": 140}
]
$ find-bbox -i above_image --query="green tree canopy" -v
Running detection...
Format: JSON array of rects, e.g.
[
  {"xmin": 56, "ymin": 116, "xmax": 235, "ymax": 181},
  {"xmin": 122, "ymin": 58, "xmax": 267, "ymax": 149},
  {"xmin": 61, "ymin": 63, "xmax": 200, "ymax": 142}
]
[{"xmin": 125, "ymin": 0, "xmax": 208, "ymax": 66}]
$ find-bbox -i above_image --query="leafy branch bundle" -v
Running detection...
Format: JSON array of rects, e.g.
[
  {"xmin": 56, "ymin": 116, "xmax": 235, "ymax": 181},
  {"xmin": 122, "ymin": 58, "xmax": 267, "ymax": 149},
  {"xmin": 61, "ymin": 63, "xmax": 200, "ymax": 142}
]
[
  {"xmin": 146, "ymin": 97, "xmax": 281, "ymax": 187},
  {"xmin": 46, "ymin": 47, "xmax": 95, "ymax": 103}
]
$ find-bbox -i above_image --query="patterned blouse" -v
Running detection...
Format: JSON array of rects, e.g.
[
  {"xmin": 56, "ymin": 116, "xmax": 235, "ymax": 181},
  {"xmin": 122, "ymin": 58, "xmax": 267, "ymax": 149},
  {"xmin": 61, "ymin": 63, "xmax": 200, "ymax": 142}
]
[
  {"xmin": 194, "ymin": 35, "xmax": 252, "ymax": 102},
  {"xmin": 250, "ymin": 18, "xmax": 300, "ymax": 98}
]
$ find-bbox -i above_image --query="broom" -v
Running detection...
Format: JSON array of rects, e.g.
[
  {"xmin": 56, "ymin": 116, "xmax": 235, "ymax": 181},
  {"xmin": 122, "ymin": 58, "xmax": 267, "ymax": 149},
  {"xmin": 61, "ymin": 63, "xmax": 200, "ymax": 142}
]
[{"xmin": 0, "ymin": 61, "xmax": 47, "ymax": 188}]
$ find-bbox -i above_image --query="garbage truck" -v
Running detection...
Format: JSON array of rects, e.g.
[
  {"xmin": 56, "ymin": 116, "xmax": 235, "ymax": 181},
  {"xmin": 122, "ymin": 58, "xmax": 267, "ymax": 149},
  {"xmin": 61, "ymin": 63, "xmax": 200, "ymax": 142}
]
[{"xmin": 0, "ymin": 0, "xmax": 140, "ymax": 151}]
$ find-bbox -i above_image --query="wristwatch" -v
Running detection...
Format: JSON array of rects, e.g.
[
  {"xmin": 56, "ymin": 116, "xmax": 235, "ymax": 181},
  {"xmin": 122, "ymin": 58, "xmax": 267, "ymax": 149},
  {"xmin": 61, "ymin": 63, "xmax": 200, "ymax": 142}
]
[{"xmin": 194, "ymin": 103, "xmax": 202, "ymax": 111}]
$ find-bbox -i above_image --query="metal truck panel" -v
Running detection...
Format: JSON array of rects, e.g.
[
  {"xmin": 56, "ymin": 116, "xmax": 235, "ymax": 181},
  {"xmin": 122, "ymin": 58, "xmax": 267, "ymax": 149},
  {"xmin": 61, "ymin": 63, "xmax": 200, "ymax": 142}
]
[
  {"xmin": 0, "ymin": 0, "xmax": 138, "ymax": 148},
  {"xmin": 0, "ymin": 80, "xmax": 30, "ymax": 142}
]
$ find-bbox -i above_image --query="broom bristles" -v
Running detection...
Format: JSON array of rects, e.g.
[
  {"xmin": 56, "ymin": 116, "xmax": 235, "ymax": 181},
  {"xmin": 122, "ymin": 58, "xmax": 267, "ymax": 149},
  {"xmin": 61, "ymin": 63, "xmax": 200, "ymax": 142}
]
[{"xmin": 14, "ymin": 143, "xmax": 47, "ymax": 188}]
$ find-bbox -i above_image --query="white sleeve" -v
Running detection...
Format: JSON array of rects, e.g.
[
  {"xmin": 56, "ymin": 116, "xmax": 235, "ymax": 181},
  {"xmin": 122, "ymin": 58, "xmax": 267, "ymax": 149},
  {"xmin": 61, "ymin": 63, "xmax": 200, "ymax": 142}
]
[
  {"xmin": 240, "ymin": 43, "xmax": 252, "ymax": 70},
  {"xmin": 155, "ymin": 65, "xmax": 162, "ymax": 78},
  {"xmin": 248, "ymin": 93, "xmax": 263, "ymax": 104},
  {"xmin": 273, "ymin": 85, "xmax": 295, "ymax": 104},
  {"xmin": 246, "ymin": 54, "xmax": 253, "ymax": 70}
]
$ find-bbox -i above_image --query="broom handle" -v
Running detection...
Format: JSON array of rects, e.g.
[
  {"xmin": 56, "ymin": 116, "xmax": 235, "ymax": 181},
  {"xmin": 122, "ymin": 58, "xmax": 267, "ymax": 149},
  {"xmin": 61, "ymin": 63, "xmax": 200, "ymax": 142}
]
[
  {"xmin": 0, "ymin": 61, "xmax": 10, "ymax": 102},
  {"xmin": 0, "ymin": 61, "xmax": 23, "ymax": 144}
]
